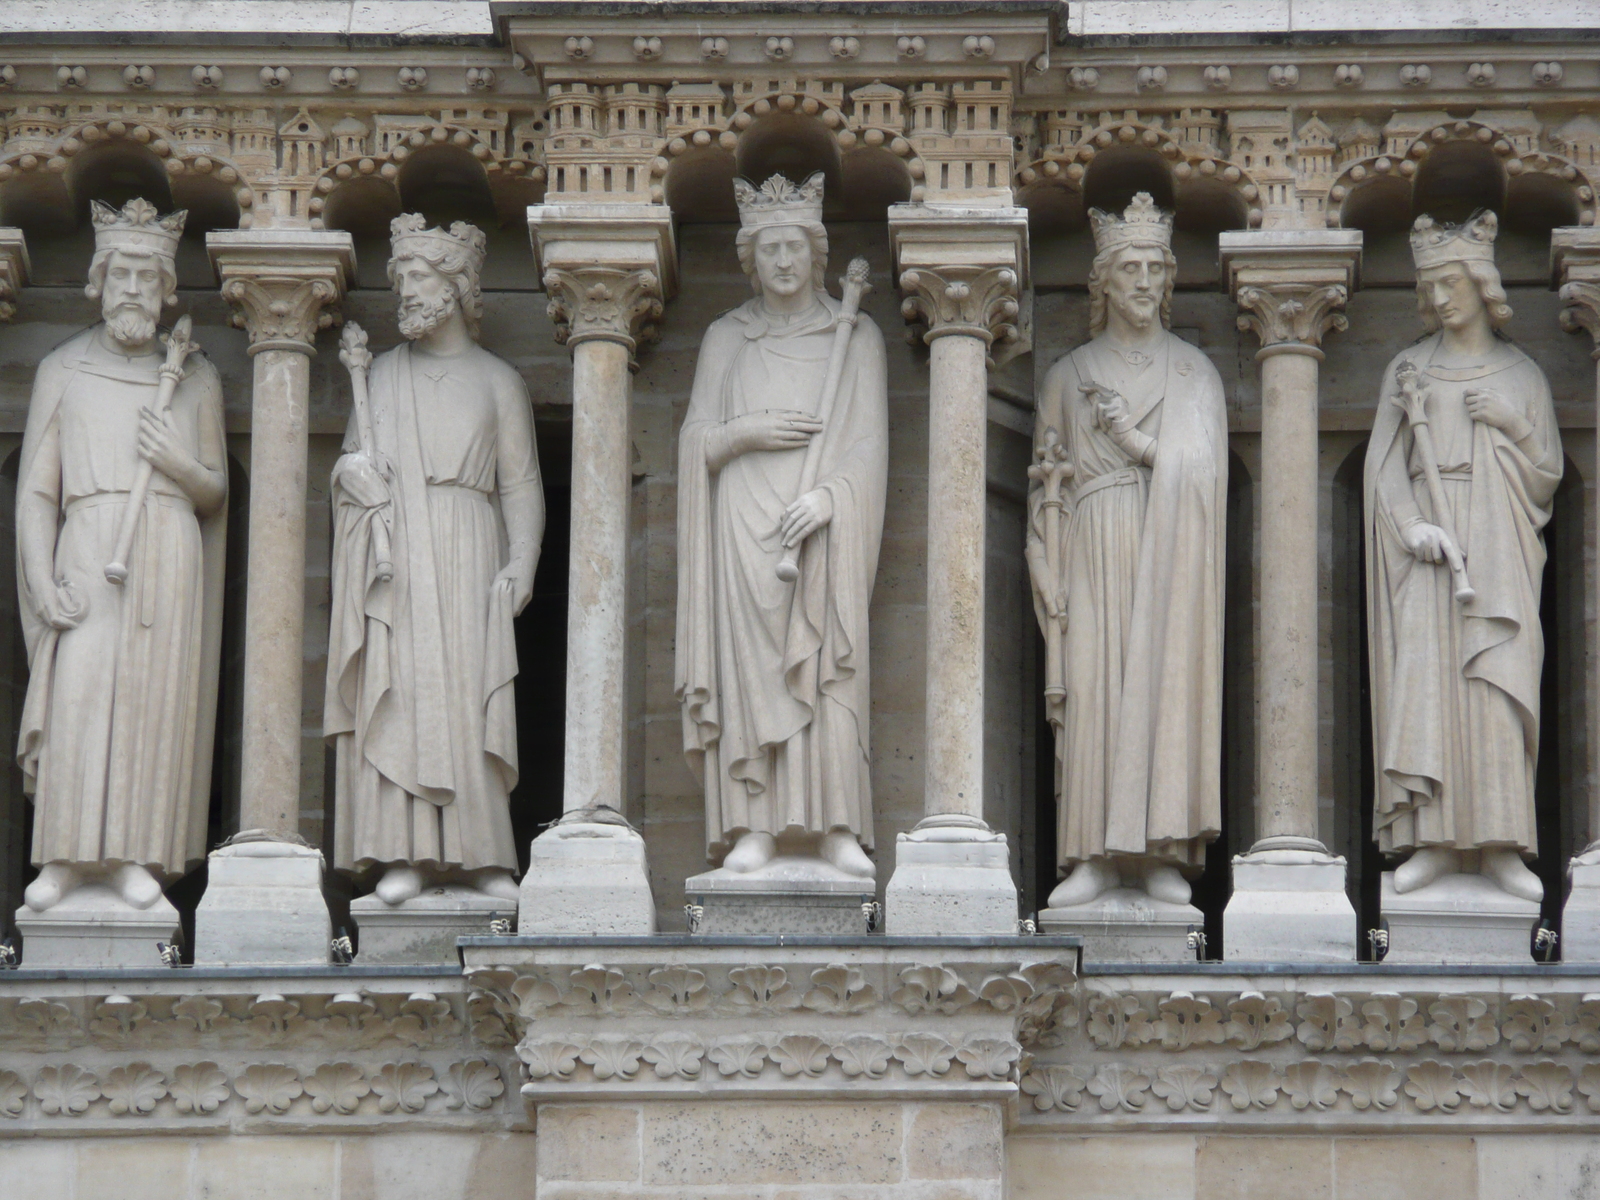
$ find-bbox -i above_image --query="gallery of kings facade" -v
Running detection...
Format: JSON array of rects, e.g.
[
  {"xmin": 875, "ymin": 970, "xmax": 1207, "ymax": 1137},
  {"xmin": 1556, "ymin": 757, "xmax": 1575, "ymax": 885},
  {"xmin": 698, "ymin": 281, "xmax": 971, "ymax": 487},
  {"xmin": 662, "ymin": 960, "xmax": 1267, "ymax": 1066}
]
[{"xmin": 2, "ymin": 0, "xmax": 1600, "ymax": 1196}]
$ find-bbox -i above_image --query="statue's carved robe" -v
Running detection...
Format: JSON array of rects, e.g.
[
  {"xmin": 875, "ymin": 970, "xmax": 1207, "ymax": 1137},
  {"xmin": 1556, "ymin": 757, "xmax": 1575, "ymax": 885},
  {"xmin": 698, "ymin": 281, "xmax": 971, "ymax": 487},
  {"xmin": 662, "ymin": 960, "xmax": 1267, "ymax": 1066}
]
[
  {"xmin": 1365, "ymin": 335, "xmax": 1562, "ymax": 854},
  {"xmin": 676, "ymin": 294, "xmax": 888, "ymax": 859},
  {"xmin": 1030, "ymin": 333, "xmax": 1227, "ymax": 870},
  {"xmin": 16, "ymin": 327, "xmax": 227, "ymax": 875},
  {"xmin": 326, "ymin": 343, "xmax": 539, "ymax": 873}
]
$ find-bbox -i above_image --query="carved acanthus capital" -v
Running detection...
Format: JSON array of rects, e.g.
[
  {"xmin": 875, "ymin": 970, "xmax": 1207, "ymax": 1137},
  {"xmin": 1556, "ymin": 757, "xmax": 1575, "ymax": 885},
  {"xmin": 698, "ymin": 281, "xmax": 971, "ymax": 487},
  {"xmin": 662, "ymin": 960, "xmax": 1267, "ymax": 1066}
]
[
  {"xmin": 898, "ymin": 264, "xmax": 1023, "ymax": 348},
  {"xmin": 206, "ymin": 230, "xmax": 355, "ymax": 355},
  {"xmin": 542, "ymin": 265, "xmax": 665, "ymax": 353},
  {"xmin": 1553, "ymin": 229, "xmax": 1600, "ymax": 356},
  {"xmin": 1560, "ymin": 281, "xmax": 1600, "ymax": 351},
  {"xmin": 0, "ymin": 227, "xmax": 30, "ymax": 322},
  {"xmin": 1234, "ymin": 282, "xmax": 1350, "ymax": 351},
  {"xmin": 1220, "ymin": 229, "xmax": 1363, "ymax": 357}
]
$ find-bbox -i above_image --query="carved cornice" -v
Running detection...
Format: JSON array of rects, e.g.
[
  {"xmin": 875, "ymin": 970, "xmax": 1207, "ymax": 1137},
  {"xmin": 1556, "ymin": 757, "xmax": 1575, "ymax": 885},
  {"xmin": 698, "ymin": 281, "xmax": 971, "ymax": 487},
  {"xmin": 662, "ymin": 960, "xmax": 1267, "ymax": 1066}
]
[
  {"xmin": 542, "ymin": 265, "xmax": 665, "ymax": 353},
  {"xmin": 207, "ymin": 230, "xmax": 355, "ymax": 354},
  {"xmin": 1220, "ymin": 229, "xmax": 1362, "ymax": 357},
  {"xmin": 0, "ymin": 227, "xmax": 28, "ymax": 322}
]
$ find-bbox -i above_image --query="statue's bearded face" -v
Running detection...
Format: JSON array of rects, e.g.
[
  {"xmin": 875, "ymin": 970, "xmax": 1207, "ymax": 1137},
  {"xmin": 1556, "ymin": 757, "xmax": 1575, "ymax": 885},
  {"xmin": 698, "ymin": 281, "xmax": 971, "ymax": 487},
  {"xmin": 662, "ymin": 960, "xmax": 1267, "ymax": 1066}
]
[
  {"xmin": 394, "ymin": 255, "xmax": 459, "ymax": 339},
  {"xmin": 101, "ymin": 249, "xmax": 166, "ymax": 348},
  {"xmin": 1417, "ymin": 262, "xmax": 1488, "ymax": 333},
  {"xmin": 752, "ymin": 225, "xmax": 812, "ymax": 301},
  {"xmin": 1104, "ymin": 244, "xmax": 1167, "ymax": 331}
]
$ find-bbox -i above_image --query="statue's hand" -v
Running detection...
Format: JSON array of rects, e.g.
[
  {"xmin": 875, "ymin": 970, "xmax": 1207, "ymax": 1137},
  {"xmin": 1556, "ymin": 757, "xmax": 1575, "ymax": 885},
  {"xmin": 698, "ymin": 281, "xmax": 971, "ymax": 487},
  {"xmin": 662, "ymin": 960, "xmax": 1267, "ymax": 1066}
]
[
  {"xmin": 779, "ymin": 488, "xmax": 833, "ymax": 548},
  {"xmin": 137, "ymin": 406, "xmax": 197, "ymax": 480},
  {"xmin": 334, "ymin": 452, "xmax": 391, "ymax": 508},
  {"xmin": 39, "ymin": 578, "xmax": 86, "ymax": 631},
  {"xmin": 493, "ymin": 558, "xmax": 536, "ymax": 615},
  {"xmin": 1402, "ymin": 521, "xmax": 1459, "ymax": 566},
  {"xmin": 724, "ymin": 409, "xmax": 824, "ymax": 457},
  {"xmin": 1465, "ymin": 388, "xmax": 1531, "ymax": 438},
  {"xmin": 1085, "ymin": 384, "xmax": 1134, "ymax": 435}
]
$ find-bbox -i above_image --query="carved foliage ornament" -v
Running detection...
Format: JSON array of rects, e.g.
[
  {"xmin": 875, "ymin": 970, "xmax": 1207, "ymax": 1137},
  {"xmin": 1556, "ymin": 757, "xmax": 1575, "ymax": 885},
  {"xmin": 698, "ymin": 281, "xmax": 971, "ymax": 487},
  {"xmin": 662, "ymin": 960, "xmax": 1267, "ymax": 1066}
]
[
  {"xmin": 899, "ymin": 265, "xmax": 1021, "ymax": 347},
  {"xmin": 1235, "ymin": 283, "xmax": 1349, "ymax": 350},
  {"xmin": 543, "ymin": 266, "xmax": 664, "ymax": 354}
]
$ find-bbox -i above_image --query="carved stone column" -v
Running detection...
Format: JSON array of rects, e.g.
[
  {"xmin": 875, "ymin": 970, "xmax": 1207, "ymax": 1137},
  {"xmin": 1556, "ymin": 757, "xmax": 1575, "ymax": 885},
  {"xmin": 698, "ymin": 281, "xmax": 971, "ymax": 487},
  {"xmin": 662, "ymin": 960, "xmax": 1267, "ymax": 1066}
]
[
  {"xmin": 519, "ymin": 204, "xmax": 675, "ymax": 935},
  {"xmin": 0, "ymin": 228, "xmax": 30, "ymax": 321},
  {"xmin": 1220, "ymin": 230, "xmax": 1362, "ymax": 963},
  {"xmin": 1553, "ymin": 228, "xmax": 1600, "ymax": 960},
  {"xmin": 199, "ymin": 229, "xmax": 354, "ymax": 966},
  {"xmin": 885, "ymin": 204, "xmax": 1028, "ymax": 934}
]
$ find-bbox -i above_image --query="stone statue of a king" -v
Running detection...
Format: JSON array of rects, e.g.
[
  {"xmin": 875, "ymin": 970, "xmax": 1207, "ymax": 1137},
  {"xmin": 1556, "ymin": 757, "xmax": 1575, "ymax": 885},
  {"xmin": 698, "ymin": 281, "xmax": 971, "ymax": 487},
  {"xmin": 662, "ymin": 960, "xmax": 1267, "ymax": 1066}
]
[
  {"xmin": 325, "ymin": 214, "xmax": 544, "ymax": 910},
  {"xmin": 675, "ymin": 172, "xmax": 887, "ymax": 883},
  {"xmin": 1028, "ymin": 193, "xmax": 1227, "ymax": 912},
  {"xmin": 17, "ymin": 198, "xmax": 228, "ymax": 917},
  {"xmin": 1365, "ymin": 211, "xmax": 1561, "ymax": 905}
]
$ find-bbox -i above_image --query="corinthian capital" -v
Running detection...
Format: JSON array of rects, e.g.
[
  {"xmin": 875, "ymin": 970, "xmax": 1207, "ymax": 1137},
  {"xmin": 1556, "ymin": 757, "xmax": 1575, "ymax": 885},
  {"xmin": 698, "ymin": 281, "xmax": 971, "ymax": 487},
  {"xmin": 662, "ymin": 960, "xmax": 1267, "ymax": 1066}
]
[
  {"xmin": 1220, "ymin": 229, "xmax": 1362, "ymax": 356},
  {"xmin": 0, "ymin": 228, "xmax": 28, "ymax": 322},
  {"xmin": 1553, "ymin": 228, "xmax": 1600, "ymax": 354},
  {"xmin": 543, "ymin": 265, "xmax": 665, "ymax": 353},
  {"xmin": 898, "ymin": 264, "xmax": 1023, "ymax": 348},
  {"xmin": 206, "ymin": 230, "xmax": 355, "ymax": 355}
]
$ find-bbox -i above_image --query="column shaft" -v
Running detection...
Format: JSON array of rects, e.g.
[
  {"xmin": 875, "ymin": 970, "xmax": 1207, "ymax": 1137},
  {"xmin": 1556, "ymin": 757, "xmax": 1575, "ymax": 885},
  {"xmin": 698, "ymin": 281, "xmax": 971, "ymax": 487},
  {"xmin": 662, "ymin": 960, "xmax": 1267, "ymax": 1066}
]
[
  {"xmin": 563, "ymin": 337, "xmax": 633, "ymax": 813},
  {"xmin": 1256, "ymin": 346, "xmax": 1321, "ymax": 842},
  {"xmin": 924, "ymin": 332, "xmax": 989, "ymax": 821},
  {"xmin": 239, "ymin": 345, "xmax": 312, "ymax": 835}
]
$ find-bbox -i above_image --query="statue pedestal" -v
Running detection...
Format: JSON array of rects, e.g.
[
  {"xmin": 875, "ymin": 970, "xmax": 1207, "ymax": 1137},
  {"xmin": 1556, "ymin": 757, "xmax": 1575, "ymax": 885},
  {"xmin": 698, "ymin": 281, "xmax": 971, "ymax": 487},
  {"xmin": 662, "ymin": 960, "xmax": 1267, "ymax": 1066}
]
[
  {"xmin": 352, "ymin": 885, "xmax": 508, "ymax": 964},
  {"xmin": 16, "ymin": 886, "xmax": 180, "ymax": 968},
  {"xmin": 686, "ymin": 859, "xmax": 874, "ymax": 934},
  {"xmin": 1223, "ymin": 845, "xmax": 1357, "ymax": 963},
  {"xmin": 1562, "ymin": 851, "xmax": 1600, "ymax": 962},
  {"xmin": 1381, "ymin": 872, "xmax": 1539, "ymax": 965},
  {"xmin": 518, "ymin": 811, "xmax": 656, "ymax": 935},
  {"xmin": 885, "ymin": 819, "xmax": 1018, "ymax": 935},
  {"xmin": 1039, "ymin": 888, "xmax": 1202, "ymax": 964},
  {"xmin": 193, "ymin": 838, "xmax": 331, "ymax": 967}
]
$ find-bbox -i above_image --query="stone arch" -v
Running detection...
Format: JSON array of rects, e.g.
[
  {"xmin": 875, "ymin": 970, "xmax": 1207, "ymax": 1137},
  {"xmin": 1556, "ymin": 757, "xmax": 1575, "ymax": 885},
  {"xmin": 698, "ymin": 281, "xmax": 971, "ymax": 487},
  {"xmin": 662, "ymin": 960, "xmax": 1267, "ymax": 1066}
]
[{"xmin": 1328, "ymin": 118, "xmax": 1598, "ymax": 234}]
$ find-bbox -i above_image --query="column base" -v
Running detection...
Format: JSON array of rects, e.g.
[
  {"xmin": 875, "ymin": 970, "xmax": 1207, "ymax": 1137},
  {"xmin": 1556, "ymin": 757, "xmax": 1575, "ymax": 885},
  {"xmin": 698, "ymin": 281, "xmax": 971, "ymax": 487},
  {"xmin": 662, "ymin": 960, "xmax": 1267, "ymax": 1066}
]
[
  {"xmin": 1563, "ymin": 845, "xmax": 1600, "ymax": 962},
  {"xmin": 1040, "ymin": 889, "xmax": 1202, "ymax": 964},
  {"xmin": 1223, "ymin": 838, "xmax": 1356, "ymax": 963},
  {"xmin": 1381, "ymin": 872, "xmax": 1539, "ymax": 965},
  {"xmin": 351, "ymin": 886, "xmax": 509, "ymax": 964},
  {"xmin": 518, "ymin": 806, "xmax": 656, "ymax": 935},
  {"xmin": 16, "ymin": 886, "xmax": 180, "ymax": 968},
  {"xmin": 885, "ymin": 815, "xmax": 1017, "ymax": 935},
  {"xmin": 193, "ymin": 834, "xmax": 332, "ymax": 967}
]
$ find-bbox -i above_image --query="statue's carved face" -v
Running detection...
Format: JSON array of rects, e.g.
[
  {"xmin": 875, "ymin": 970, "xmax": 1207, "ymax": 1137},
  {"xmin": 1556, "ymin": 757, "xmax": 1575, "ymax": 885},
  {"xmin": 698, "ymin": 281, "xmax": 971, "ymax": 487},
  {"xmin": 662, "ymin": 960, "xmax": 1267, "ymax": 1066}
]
[
  {"xmin": 101, "ymin": 249, "xmax": 165, "ymax": 347},
  {"xmin": 1104, "ymin": 244, "xmax": 1167, "ymax": 331},
  {"xmin": 393, "ymin": 254, "xmax": 460, "ymax": 339},
  {"xmin": 1417, "ymin": 262, "xmax": 1488, "ymax": 333},
  {"xmin": 751, "ymin": 225, "xmax": 812, "ymax": 301}
]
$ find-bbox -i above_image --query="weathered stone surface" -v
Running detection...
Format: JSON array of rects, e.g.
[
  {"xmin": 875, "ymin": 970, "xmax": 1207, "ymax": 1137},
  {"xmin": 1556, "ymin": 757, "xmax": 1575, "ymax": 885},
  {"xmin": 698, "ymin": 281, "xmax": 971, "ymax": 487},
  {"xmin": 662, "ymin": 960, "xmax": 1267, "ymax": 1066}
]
[{"xmin": 641, "ymin": 1101, "xmax": 904, "ymax": 1186}]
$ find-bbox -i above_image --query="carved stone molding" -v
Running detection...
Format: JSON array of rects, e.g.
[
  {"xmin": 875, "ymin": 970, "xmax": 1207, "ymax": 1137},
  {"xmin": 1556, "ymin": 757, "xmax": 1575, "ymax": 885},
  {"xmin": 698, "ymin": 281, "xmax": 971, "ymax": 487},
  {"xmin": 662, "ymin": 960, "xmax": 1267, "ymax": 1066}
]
[
  {"xmin": 897, "ymin": 264, "xmax": 1022, "ymax": 348},
  {"xmin": 462, "ymin": 939, "xmax": 1077, "ymax": 1100},
  {"xmin": 0, "ymin": 226, "xmax": 28, "ymax": 321},
  {"xmin": 887, "ymin": 203, "xmax": 1030, "ymax": 364},
  {"xmin": 206, "ymin": 230, "xmax": 355, "ymax": 354},
  {"xmin": 1554, "ymin": 227, "xmax": 1600, "ymax": 354},
  {"xmin": 542, "ymin": 265, "xmax": 665, "ymax": 353},
  {"xmin": 1220, "ymin": 229, "xmax": 1363, "ymax": 356}
]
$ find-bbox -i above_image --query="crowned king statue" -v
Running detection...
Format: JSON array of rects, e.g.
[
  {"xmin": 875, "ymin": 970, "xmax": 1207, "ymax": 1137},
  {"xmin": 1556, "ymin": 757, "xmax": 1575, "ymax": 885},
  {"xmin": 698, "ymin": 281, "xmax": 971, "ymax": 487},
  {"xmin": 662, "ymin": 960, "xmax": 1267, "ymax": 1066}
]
[
  {"xmin": 325, "ymin": 214, "xmax": 545, "ymax": 910},
  {"xmin": 17, "ymin": 198, "xmax": 228, "ymax": 921},
  {"xmin": 1028, "ymin": 192, "xmax": 1228, "ymax": 912},
  {"xmin": 675, "ymin": 172, "xmax": 888, "ymax": 882},
  {"xmin": 1365, "ymin": 210, "xmax": 1562, "ymax": 904}
]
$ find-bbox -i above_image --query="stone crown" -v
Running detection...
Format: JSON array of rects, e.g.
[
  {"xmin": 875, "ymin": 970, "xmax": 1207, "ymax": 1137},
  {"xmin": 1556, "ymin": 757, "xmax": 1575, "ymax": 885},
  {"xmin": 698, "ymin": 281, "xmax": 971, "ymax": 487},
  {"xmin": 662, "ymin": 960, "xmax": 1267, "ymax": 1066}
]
[
  {"xmin": 91, "ymin": 197, "xmax": 186, "ymax": 259},
  {"xmin": 1089, "ymin": 191, "xmax": 1173, "ymax": 257},
  {"xmin": 734, "ymin": 171, "xmax": 824, "ymax": 230},
  {"xmin": 1411, "ymin": 210, "xmax": 1498, "ymax": 270},
  {"xmin": 390, "ymin": 212, "xmax": 488, "ymax": 274}
]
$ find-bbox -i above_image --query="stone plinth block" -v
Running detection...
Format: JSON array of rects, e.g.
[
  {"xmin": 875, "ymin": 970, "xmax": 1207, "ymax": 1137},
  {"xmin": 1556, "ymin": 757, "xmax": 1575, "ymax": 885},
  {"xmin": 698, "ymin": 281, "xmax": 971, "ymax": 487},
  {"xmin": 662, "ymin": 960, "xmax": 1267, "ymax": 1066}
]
[
  {"xmin": 16, "ymin": 886, "xmax": 179, "ymax": 968},
  {"xmin": 1223, "ymin": 850, "xmax": 1357, "ymax": 963},
  {"xmin": 1041, "ymin": 888, "xmax": 1202, "ymax": 964},
  {"xmin": 518, "ymin": 819, "xmax": 656, "ymax": 935},
  {"xmin": 1562, "ymin": 855, "xmax": 1600, "ymax": 962},
  {"xmin": 193, "ymin": 839, "xmax": 331, "ymax": 967},
  {"xmin": 352, "ymin": 885, "xmax": 509, "ymax": 965},
  {"xmin": 885, "ymin": 830, "xmax": 1018, "ymax": 935},
  {"xmin": 1381, "ymin": 872, "xmax": 1539, "ymax": 965},
  {"xmin": 687, "ymin": 861, "xmax": 875, "ymax": 935}
]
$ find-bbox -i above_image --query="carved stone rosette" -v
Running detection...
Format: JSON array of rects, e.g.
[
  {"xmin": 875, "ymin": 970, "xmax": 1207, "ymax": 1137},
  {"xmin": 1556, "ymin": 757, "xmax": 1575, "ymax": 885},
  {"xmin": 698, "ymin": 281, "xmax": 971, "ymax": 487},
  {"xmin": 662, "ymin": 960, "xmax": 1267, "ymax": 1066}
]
[{"xmin": 542, "ymin": 264, "xmax": 665, "ymax": 355}]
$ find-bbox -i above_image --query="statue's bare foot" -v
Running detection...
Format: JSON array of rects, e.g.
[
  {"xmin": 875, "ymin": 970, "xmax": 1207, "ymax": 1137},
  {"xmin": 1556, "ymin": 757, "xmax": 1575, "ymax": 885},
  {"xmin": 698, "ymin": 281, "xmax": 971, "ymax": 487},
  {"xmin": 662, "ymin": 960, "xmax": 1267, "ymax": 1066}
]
[
  {"xmin": 1142, "ymin": 862, "xmax": 1192, "ymax": 906},
  {"xmin": 109, "ymin": 862, "xmax": 164, "ymax": 910},
  {"xmin": 375, "ymin": 865, "xmax": 425, "ymax": 906},
  {"xmin": 23, "ymin": 863, "xmax": 80, "ymax": 912},
  {"xmin": 467, "ymin": 867, "xmax": 521, "ymax": 902},
  {"xmin": 1481, "ymin": 848, "xmax": 1543, "ymax": 903},
  {"xmin": 820, "ymin": 831, "xmax": 875, "ymax": 879},
  {"xmin": 1046, "ymin": 858, "xmax": 1117, "ymax": 908},
  {"xmin": 1393, "ymin": 846, "xmax": 1460, "ymax": 894},
  {"xmin": 722, "ymin": 832, "xmax": 776, "ymax": 874}
]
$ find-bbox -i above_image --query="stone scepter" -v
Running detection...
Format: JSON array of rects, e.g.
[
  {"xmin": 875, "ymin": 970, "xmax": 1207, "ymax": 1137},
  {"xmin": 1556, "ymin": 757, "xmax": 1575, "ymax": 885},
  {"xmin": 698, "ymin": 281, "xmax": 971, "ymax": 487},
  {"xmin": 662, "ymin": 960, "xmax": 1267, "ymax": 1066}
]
[
  {"xmin": 1393, "ymin": 358, "xmax": 1474, "ymax": 603},
  {"xmin": 338, "ymin": 321, "xmax": 393, "ymax": 582}
]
